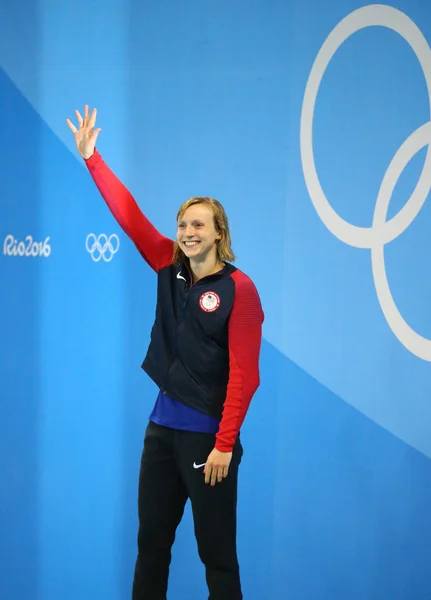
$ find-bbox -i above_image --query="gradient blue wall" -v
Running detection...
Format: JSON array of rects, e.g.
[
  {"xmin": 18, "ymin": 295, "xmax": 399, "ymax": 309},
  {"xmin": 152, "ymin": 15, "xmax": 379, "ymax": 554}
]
[{"xmin": 1, "ymin": 1, "xmax": 431, "ymax": 599}]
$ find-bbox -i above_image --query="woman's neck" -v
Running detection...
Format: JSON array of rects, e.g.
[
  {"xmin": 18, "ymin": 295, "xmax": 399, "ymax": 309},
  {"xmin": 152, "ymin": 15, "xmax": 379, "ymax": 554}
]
[{"xmin": 189, "ymin": 255, "xmax": 224, "ymax": 282}]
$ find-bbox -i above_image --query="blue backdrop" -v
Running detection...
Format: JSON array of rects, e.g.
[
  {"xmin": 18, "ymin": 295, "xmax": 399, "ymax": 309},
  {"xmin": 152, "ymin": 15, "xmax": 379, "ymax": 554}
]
[{"xmin": 1, "ymin": 1, "xmax": 431, "ymax": 599}]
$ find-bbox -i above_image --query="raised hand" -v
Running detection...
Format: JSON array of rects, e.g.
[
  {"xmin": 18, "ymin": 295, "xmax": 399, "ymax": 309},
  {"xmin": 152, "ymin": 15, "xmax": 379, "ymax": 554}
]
[{"xmin": 66, "ymin": 104, "xmax": 102, "ymax": 160}]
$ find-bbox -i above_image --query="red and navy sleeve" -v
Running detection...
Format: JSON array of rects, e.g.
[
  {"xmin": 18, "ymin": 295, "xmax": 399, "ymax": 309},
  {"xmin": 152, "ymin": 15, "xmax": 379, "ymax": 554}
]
[
  {"xmin": 85, "ymin": 149, "xmax": 174, "ymax": 272},
  {"xmin": 215, "ymin": 270, "xmax": 264, "ymax": 452}
]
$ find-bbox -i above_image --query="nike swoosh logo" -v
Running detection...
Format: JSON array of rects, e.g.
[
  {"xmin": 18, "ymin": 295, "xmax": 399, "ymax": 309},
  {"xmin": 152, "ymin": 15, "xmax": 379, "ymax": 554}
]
[
  {"xmin": 193, "ymin": 462, "xmax": 206, "ymax": 469},
  {"xmin": 176, "ymin": 271, "xmax": 187, "ymax": 282}
]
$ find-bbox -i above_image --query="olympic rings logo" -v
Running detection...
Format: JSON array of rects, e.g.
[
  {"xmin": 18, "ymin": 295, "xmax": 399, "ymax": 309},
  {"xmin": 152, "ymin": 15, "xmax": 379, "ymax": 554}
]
[
  {"xmin": 300, "ymin": 4, "xmax": 431, "ymax": 362},
  {"xmin": 85, "ymin": 233, "xmax": 120, "ymax": 262}
]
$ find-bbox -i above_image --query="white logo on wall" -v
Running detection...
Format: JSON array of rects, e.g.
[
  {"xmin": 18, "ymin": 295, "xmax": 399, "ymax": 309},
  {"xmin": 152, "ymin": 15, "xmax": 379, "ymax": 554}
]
[
  {"xmin": 3, "ymin": 235, "xmax": 51, "ymax": 257},
  {"xmin": 86, "ymin": 233, "xmax": 120, "ymax": 262},
  {"xmin": 300, "ymin": 4, "xmax": 431, "ymax": 362}
]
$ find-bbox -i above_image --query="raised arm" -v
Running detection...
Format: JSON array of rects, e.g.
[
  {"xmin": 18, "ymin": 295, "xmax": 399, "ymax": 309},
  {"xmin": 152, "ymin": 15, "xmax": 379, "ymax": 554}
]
[{"xmin": 66, "ymin": 105, "xmax": 173, "ymax": 272}]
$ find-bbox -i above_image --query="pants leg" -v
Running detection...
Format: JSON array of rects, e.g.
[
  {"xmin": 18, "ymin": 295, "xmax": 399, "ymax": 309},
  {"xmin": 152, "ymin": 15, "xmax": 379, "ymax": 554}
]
[
  {"xmin": 132, "ymin": 422, "xmax": 188, "ymax": 600},
  {"xmin": 175, "ymin": 430, "xmax": 244, "ymax": 600}
]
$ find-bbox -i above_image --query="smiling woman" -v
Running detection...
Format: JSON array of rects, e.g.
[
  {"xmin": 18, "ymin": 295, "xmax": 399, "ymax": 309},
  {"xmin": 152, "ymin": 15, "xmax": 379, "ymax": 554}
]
[
  {"xmin": 66, "ymin": 105, "xmax": 264, "ymax": 600},
  {"xmin": 173, "ymin": 196, "xmax": 235, "ymax": 281}
]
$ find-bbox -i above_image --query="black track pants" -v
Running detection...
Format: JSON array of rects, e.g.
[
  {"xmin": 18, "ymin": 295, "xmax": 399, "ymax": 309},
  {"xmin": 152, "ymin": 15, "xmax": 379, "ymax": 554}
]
[{"xmin": 132, "ymin": 421, "xmax": 243, "ymax": 600}]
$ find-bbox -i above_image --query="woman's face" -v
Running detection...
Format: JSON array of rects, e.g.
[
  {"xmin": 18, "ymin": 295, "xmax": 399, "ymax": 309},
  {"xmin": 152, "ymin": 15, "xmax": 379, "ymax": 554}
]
[{"xmin": 176, "ymin": 204, "xmax": 221, "ymax": 263}]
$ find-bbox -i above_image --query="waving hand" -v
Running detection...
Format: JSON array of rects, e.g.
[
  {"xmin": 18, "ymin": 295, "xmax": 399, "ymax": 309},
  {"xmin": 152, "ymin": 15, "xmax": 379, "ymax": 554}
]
[{"xmin": 66, "ymin": 105, "xmax": 102, "ymax": 160}]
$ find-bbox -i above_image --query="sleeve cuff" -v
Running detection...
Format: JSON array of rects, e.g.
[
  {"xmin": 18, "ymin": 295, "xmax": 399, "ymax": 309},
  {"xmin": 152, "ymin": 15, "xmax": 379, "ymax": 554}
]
[
  {"xmin": 84, "ymin": 148, "xmax": 101, "ymax": 167},
  {"xmin": 215, "ymin": 437, "xmax": 235, "ymax": 453}
]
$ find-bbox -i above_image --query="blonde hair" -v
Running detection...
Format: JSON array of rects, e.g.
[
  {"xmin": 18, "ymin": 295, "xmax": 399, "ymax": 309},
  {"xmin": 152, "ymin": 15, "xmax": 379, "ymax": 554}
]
[{"xmin": 172, "ymin": 196, "xmax": 235, "ymax": 264}]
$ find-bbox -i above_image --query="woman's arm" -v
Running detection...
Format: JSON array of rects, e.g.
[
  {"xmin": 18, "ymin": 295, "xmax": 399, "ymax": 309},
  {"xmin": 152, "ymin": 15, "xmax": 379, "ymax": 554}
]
[
  {"xmin": 215, "ymin": 271, "xmax": 264, "ymax": 452},
  {"xmin": 67, "ymin": 105, "xmax": 173, "ymax": 272},
  {"xmin": 85, "ymin": 150, "xmax": 174, "ymax": 272}
]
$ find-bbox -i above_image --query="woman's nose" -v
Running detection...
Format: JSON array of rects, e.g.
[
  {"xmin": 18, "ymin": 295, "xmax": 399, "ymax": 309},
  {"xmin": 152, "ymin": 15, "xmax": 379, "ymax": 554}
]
[{"xmin": 185, "ymin": 226, "xmax": 195, "ymax": 237}]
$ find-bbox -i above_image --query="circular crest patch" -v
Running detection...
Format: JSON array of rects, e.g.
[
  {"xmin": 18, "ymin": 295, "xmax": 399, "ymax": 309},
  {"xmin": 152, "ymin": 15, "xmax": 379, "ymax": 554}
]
[{"xmin": 199, "ymin": 291, "xmax": 220, "ymax": 312}]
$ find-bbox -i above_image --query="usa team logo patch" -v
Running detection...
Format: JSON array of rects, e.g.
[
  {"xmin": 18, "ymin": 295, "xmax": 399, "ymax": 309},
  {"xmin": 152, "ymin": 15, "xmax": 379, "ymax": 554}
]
[{"xmin": 199, "ymin": 291, "xmax": 220, "ymax": 312}]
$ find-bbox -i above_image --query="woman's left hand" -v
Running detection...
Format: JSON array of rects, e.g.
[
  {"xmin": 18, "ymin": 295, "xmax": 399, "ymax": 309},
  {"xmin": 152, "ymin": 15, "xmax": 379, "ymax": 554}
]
[{"xmin": 204, "ymin": 448, "xmax": 232, "ymax": 486}]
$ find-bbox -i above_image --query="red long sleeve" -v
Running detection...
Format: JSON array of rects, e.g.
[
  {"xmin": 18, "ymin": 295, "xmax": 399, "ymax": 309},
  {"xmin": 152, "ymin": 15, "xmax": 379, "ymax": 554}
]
[
  {"xmin": 215, "ymin": 270, "xmax": 264, "ymax": 452},
  {"xmin": 85, "ymin": 150, "xmax": 174, "ymax": 272}
]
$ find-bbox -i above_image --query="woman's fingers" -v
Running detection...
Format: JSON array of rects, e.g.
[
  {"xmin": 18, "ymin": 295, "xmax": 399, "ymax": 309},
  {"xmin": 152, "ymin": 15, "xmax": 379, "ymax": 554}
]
[
  {"xmin": 211, "ymin": 467, "xmax": 218, "ymax": 487},
  {"xmin": 65, "ymin": 118, "xmax": 77, "ymax": 134},
  {"xmin": 89, "ymin": 107, "xmax": 97, "ymax": 129},
  {"xmin": 91, "ymin": 127, "xmax": 102, "ymax": 145},
  {"xmin": 75, "ymin": 109, "xmax": 84, "ymax": 128},
  {"xmin": 67, "ymin": 106, "xmax": 97, "ymax": 134},
  {"xmin": 66, "ymin": 106, "xmax": 101, "ymax": 159}
]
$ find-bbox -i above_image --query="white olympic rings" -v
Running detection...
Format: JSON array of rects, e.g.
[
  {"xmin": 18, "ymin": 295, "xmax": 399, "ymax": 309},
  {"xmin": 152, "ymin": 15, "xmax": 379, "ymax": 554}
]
[
  {"xmin": 300, "ymin": 4, "xmax": 431, "ymax": 361},
  {"xmin": 85, "ymin": 233, "xmax": 120, "ymax": 263}
]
